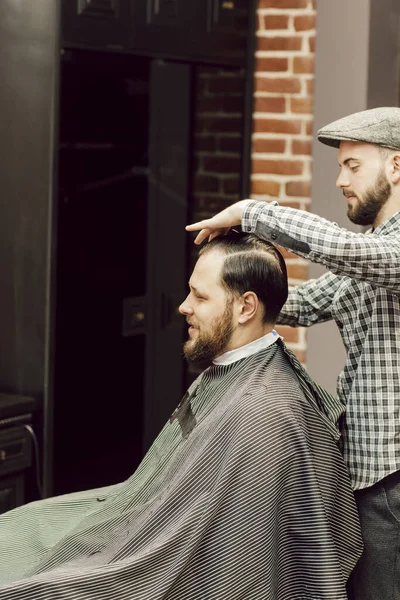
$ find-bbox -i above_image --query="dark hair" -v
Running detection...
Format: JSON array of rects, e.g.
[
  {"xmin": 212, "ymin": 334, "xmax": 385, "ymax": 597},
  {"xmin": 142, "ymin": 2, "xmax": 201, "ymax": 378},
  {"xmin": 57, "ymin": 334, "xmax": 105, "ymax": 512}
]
[{"xmin": 199, "ymin": 231, "xmax": 288, "ymax": 325}]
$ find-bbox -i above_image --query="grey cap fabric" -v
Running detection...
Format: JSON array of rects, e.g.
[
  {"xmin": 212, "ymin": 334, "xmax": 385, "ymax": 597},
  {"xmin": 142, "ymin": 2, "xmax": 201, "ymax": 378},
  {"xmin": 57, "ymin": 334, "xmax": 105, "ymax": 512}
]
[{"xmin": 318, "ymin": 107, "xmax": 400, "ymax": 150}]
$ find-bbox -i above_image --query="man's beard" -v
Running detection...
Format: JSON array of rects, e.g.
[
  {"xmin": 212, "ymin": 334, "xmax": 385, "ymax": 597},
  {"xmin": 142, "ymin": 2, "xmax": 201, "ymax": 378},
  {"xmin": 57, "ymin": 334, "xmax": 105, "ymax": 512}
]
[
  {"xmin": 183, "ymin": 301, "xmax": 234, "ymax": 366},
  {"xmin": 346, "ymin": 168, "xmax": 391, "ymax": 226}
]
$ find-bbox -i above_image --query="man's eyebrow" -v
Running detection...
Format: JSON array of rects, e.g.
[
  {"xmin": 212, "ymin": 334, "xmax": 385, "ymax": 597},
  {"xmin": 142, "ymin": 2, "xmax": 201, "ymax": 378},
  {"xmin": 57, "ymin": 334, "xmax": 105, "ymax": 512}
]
[
  {"xmin": 339, "ymin": 157, "xmax": 360, "ymax": 166},
  {"xmin": 189, "ymin": 283, "xmax": 208, "ymax": 296}
]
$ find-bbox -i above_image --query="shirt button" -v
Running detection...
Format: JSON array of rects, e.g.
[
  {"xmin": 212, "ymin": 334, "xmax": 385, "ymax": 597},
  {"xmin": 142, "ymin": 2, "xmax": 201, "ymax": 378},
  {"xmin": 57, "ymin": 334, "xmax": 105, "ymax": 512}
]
[{"xmin": 271, "ymin": 232, "xmax": 278, "ymax": 240}]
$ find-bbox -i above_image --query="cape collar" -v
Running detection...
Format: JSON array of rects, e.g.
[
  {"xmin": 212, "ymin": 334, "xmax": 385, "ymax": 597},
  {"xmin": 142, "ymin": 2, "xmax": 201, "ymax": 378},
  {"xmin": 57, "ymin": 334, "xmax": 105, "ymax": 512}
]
[{"xmin": 212, "ymin": 330, "xmax": 281, "ymax": 366}]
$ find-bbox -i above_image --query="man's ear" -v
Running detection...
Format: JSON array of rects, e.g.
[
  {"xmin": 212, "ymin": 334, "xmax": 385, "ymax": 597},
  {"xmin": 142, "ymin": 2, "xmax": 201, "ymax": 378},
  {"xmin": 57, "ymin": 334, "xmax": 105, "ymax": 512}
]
[
  {"xmin": 390, "ymin": 154, "xmax": 400, "ymax": 184},
  {"xmin": 237, "ymin": 292, "xmax": 259, "ymax": 324}
]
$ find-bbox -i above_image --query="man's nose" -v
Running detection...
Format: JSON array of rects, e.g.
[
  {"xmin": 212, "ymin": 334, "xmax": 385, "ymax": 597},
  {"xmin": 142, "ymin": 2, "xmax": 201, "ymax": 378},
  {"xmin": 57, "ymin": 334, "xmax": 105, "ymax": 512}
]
[
  {"xmin": 336, "ymin": 169, "xmax": 350, "ymax": 189},
  {"xmin": 179, "ymin": 295, "xmax": 193, "ymax": 316}
]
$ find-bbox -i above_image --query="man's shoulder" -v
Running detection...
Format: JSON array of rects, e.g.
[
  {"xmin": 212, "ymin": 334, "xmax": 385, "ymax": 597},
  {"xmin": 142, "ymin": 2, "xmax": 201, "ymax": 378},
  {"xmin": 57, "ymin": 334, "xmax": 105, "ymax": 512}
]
[{"xmin": 232, "ymin": 346, "xmax": 307, "ymax": 416}]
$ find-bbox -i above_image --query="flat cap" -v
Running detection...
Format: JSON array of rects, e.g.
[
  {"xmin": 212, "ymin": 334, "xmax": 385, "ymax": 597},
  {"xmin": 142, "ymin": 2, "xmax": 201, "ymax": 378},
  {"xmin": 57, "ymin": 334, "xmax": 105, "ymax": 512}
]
[{"xmin": 318, "ymin": 107, "xmax": 400, "ymax": 150}]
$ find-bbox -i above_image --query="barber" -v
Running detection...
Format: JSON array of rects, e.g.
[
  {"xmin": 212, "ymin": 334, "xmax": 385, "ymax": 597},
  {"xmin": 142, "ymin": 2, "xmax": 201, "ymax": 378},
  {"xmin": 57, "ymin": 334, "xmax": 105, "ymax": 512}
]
[{"xmin": 187, "ymin": 107, "xmax": 400, "ymax": 600}]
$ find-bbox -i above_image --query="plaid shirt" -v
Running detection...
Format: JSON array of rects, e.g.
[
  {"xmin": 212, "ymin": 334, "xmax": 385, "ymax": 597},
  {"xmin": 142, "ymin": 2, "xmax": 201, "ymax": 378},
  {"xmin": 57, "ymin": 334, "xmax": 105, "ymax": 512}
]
[{"xmin": 242, "ymin": 201, "xmax": 400, "ymax": 490}]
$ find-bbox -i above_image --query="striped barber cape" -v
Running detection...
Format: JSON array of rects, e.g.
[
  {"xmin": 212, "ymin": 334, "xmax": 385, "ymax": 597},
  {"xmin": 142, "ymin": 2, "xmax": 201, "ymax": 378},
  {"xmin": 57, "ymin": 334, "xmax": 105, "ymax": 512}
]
[{"xmin": 0, "ymin": 341, "xmax": 362, "ymax": 599}]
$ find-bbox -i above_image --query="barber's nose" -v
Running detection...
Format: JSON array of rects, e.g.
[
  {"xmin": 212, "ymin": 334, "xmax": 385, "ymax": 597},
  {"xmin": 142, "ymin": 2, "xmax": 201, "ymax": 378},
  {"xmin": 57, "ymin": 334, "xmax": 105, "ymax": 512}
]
[
  {"xmin": 179, "ymin": 295, "xmax": 193, "ymax": 316},
  {"xmin": 336, "ymin": 169, "xmax": 350, "ymax": 189}
]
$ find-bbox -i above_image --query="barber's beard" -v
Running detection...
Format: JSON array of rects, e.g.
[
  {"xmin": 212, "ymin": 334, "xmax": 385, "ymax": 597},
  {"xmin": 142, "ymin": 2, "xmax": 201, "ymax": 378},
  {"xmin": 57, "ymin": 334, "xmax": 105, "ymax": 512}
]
[
  {"xmin": 346, "ymin": 168, "xmax": 391, "ymax": 226},
  {"xmin": 183, "ymin": 301, "xmax": 235, "ymax": 366}
]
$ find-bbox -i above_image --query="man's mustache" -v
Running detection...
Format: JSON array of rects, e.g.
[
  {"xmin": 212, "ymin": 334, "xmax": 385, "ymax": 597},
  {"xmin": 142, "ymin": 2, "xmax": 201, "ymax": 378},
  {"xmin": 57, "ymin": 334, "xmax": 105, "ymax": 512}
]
[{"xmin": 343, "ymin": 190, "xmax": 358, "ymax": 198}]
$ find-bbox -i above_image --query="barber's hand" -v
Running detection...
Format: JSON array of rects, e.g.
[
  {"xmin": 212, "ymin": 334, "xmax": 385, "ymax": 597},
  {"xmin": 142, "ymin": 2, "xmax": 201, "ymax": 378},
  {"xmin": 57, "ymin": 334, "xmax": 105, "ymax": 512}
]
[{"xmin": 186, "ymin": 200, "xmax": 252, "ymax": 245}]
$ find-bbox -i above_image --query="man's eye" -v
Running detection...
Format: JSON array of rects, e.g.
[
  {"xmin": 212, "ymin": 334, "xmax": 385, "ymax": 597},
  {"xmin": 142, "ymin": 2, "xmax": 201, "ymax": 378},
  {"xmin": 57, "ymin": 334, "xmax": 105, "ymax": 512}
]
[
  {"xmin": 195, "ymin": 294, "xmax": 205, "ymax": 300},
  {"xmin": 350, "ymin": 165, "xmax": 359, "ymax": 172}
]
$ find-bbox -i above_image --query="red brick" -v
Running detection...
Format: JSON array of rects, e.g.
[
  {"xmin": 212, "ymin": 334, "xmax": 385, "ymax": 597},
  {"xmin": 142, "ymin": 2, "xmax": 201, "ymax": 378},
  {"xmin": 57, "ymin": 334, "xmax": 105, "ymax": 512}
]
[
  {"xmin": 294, "ymin": 15, "xmax": 316, "ymax": 31},
  {"xmin": 274, "ymin": 325, "xmax": 299, "ymax": 343},
  {"xmin": 194, "ymin": 136, "xmax": 217, "ymax": 152},
  {"xmin": 253, "ymin": 118, "xmax": 302, "ymax": 134},
  {"xmin": 222, "ymin": 95, "xmax": 244, "ymax": 113},
  {"xmin": 255, "ymin": 57, "xmax": 289, "ymax": 73},
  {"xmin": 291, "ymin": 96, "xmax": 314, "ymax": 114},
  {"xmin": 292, "ymin": 139, "xmax": 312, "ymax": 155},
  {"xmin": 286, "ymin": 181, "xmax": 311, "ymax": 197},
  {"xmin": 256, "ymin": 36, "xmax": 302, "ymax": 52},
  {"xmin": 203, "ymin": 156, "xmax": 241, "ymax": 174},
  {"xmin": 252, "ymin": 159, "xmax": 304, "ymax": 176},
  {"xmin": 257, "ymin": 13, "xmax": 264, "ymax": 30},
  {"xmin": 251, "ymin": 179, "xmax": 281, "ymax": 196},
  {"xmin": 259, "ymin": 0, "xmax": 307, "ymax": 7},
  {"xmin": 196, "ymin": 116, "xmax": 242, "ymax": 134},
  {"xmin": 193, "ymin": 196, "xmax": 233, "ymax": 212},
  {"xmin": 255, "ymin": 76, "xmax": 301, "ymax": 94},
  {"xmin": 306, "ymin": 78, "xmax": 314, "ymax": 95},
  {"xmin": 309, "ymin": 36, "xmax": 316, "ymax": 52},
  {"xmin": 305, "ymin": 120, "xmax": 313, "ymax": 135},
  {"xmin": 196, "ymin": 96, "xmax": 223, "ymax": 113},
  {"xmin": 218, "ymin": 136, "xmax": 242, "ymax": 153},
  {"xmin": 223, "ymin": 178, "xmax": 240, "ymax": 195},
  {"xmin": 252, "ymin": 138, "xmax": 286, "ymax": 153},
  {"xmin": 293, "ymin": 56, "xmax": 315, "ymax": 74},
  {"xmin": 208, "ymin": 76, "xmax": 244, "ymax": 94},
  {"xmin": 194, "ymin": 174, "xmax": 220, "ymax": 193},
  {"xmin": 254, "ymin": 96, "xmax": 286, "ymax": 113},
  {"xmin": 264, "ymin": 15, "xmax": 290, "ymax": 30},
  {"xmin": 196, "ymin": 95, "xmax": 243, "ymax": 114},
  {"xmin": 287, "ymin": 263, "xmax": 308, "ymax": 280}
]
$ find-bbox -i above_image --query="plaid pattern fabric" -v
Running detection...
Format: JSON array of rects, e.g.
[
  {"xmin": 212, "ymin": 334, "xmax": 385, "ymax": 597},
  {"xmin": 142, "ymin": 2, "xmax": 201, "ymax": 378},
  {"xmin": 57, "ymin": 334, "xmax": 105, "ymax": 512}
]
[{"xmin": 243, "ymin": 201, "xmax": 400, "ymax": 490}]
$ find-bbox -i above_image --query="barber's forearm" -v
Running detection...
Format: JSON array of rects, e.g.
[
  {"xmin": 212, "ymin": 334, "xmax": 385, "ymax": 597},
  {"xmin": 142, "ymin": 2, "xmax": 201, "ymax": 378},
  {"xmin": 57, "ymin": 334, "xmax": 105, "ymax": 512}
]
[
  {"xmin": 277, "ymin": 273, "xmax": 339, "ymax": 327},
  {"xmin": 241, "ymin": 201, "xmax": 400, "ymax": 294}
]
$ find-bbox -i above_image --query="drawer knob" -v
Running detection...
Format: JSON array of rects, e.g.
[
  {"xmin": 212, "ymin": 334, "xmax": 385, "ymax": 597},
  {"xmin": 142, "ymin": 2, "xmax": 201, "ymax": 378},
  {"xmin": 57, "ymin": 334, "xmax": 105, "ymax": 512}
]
[{"xmin": 0, "ymin": 450, "xmax": 6, "ymax": 461}]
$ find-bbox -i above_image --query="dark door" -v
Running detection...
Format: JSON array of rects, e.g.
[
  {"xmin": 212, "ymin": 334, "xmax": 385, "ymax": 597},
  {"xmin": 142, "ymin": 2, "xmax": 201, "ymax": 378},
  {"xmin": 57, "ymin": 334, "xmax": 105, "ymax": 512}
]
[
  {"xmin": 54, "ymin": 52, "xmax": 189, "ymax": 494},
  {"xmin": 143, "ymin": 60, "xmax": 190, "ymax": 451}
]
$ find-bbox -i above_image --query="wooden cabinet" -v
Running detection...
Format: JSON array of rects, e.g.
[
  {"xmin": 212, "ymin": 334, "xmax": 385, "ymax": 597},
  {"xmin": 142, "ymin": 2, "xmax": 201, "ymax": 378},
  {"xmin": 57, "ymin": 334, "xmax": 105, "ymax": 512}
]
[
  {"xmin": 0, "ymin": 422, "xmax": 33, "ymax": 514},
  {"xmin": 61, "ymin": 0, "xmax": 253, "ymax": 66},
  {"xmin": 62, "ymin": 0, "xmax": 131, "ymax": 49}
]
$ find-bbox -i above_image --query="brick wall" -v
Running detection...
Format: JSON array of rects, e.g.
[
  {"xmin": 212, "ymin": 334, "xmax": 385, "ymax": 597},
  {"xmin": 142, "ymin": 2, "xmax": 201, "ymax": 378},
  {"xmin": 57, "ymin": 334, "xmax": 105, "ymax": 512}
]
[
  {"xmin": 191, "ymin": 67, "xmax": 245, "ymax": 224},
  {"xmin": 189, "ymin": 65, "xmax": 246, "ymax": 271},
  {"xmin": 252, "ymin": 0, "xmax": 316, "ymax": 363}
]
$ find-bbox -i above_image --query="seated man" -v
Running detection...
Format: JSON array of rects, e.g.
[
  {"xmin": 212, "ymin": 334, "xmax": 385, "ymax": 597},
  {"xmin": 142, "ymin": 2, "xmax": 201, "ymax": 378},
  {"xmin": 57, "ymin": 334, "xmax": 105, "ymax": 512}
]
[{"xmin": 0, "ymin": 233, "xmax": 362, "ymax": 600}]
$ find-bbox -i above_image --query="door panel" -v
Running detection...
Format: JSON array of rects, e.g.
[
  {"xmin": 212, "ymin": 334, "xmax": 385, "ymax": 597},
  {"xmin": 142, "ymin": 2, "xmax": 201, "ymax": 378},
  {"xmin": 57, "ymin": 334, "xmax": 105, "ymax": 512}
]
[
  {"xmin": 143, "ymin": 60, "xmax": 189, "ymax": 451},
  {"xmin": 54, "ymin": 50, "xmax": 151, "ymax": 494}
]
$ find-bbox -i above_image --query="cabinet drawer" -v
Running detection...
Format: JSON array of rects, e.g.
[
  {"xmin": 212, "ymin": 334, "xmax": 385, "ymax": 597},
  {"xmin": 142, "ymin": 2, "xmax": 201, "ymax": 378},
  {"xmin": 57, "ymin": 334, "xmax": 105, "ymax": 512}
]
[
  {"xmin": 0, "ymin": 474, "xmax": 24, "ymax": 514},
  {"xmin": 0, "ymin": 426, "xmax": 32, "ymax": 477}
]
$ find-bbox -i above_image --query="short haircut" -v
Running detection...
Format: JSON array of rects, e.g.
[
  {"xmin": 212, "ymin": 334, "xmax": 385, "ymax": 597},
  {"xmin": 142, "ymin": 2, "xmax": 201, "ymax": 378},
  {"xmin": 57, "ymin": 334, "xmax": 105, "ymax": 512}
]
[{"xmin": 199, "ymin": 231, "xmax": 288, "ymax": 325}]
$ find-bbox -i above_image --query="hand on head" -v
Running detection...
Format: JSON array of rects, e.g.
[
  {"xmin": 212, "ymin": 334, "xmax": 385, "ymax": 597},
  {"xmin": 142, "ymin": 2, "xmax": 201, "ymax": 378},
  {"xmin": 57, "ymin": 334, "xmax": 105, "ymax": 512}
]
[{"xmin": 185, "ymin": 199, "xmax": 252, "ymax": 244}]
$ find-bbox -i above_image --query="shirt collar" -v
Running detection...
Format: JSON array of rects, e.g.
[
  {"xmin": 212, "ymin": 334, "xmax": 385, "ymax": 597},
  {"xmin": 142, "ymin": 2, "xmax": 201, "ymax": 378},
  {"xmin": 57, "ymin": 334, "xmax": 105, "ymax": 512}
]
[
  {"xmin": 212, "ymin": 330, "xmax": 281, "ymax": 366},
  {"xmin": 370, "ymin": 210, "xmax": 400, "ymax": 235}
]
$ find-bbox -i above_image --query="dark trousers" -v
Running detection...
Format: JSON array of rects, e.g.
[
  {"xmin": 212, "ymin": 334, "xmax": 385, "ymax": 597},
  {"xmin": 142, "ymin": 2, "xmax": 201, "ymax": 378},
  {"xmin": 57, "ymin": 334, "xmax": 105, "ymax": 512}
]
[{"xmin": 347, "ymin": 470, "xmax": 400, "ymax": 600}]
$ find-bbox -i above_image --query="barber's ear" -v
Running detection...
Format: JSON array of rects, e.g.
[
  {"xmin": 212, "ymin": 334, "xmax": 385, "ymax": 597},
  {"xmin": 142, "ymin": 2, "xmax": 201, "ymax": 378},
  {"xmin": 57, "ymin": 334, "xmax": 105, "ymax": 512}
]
[
  {"xmin": 237, "ymin": 292, "xmax": 258, "ymax": 324},
  {"xmin": 391, "ymin": 154, "xmax": 400, "ymax": 184}
]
